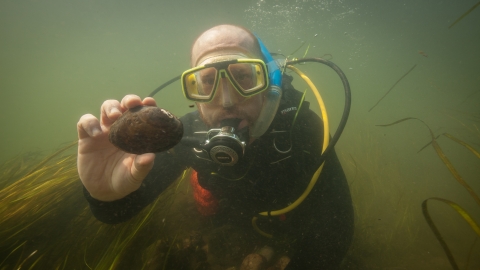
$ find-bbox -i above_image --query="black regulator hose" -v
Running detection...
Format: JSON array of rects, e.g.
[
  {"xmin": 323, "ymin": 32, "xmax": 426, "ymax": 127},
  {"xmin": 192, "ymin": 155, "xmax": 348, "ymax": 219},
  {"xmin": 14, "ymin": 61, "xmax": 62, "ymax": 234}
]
[
  {"xmin": 286, "ymin": 57, "xmax": 352, "ymax": 163},
  {"xmin": 148, "ymin": 75, "xmax": 181, "ymax": 97}
]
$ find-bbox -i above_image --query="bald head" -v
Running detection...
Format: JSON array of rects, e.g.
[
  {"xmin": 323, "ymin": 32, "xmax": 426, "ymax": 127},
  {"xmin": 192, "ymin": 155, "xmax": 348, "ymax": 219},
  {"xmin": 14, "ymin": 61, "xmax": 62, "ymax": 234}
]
[{"xmin": 191, "ymin": 25, "xmax": 263, "ymax": 66}]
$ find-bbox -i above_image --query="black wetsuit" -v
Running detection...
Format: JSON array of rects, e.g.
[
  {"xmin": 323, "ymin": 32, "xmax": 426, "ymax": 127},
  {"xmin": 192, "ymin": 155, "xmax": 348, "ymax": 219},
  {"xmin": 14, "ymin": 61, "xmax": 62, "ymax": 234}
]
[{"xmin": 84, "ymin": 75, "xmax": 354, "ymax": 269}]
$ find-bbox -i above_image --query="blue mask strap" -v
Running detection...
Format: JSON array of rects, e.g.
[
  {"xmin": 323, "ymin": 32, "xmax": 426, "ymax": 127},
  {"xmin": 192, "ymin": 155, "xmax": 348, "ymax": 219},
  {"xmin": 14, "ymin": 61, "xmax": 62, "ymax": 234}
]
[{"xmin": 255, "ymin": 35, "xmax": 282, "ymax": 88}]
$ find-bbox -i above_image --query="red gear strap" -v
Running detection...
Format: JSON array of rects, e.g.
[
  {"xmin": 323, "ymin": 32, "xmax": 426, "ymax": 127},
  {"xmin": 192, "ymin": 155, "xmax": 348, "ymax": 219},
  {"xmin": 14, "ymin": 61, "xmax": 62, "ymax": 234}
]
[{"xmin": 190, "ymin": 170, "xmax": 218, "ymax": 216}]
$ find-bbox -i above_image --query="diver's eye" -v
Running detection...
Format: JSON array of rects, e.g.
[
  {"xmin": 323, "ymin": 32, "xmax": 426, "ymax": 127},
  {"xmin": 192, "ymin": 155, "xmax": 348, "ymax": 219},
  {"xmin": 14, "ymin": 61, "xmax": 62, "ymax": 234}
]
[
  {"xmin": 198, "ymin": 67, "xmax": 217, "ymax": 88},
  {"xmin": 203, "ymin": 77, "xmax": 215, "ymax": 86},
  {"xmin": 229, "ymin": 64, "xmax": 254, "ymax": 89},
  {"xmin": 232, "ymin": 72, "xmax": 253, "ymax": 89},
  {"xmin": 236, "ymin": 74, "xmax": 249, "ymax": 81},
  {"xmin": 199, "ymin": 74, "xmax": 215, "ymax": 95}
]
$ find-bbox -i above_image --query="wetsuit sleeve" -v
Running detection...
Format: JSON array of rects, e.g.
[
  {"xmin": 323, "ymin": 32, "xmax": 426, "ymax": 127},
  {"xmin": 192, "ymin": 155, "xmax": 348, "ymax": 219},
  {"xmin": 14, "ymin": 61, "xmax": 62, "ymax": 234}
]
[{"xmin": 83, "ymin": 150, "xmax": 187, "ymax": 224}]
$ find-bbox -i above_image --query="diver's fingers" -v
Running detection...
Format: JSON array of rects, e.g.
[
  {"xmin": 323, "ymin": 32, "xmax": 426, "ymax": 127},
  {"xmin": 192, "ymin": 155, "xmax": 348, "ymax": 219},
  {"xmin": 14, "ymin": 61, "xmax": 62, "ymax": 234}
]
[
  {"xmin": 131, "ymin": 153, "xmax": 155, "ymax": 183},
  {"xmin": 142, "ymin": 96, "xmax": 157, "ymax": 107},
  {"xmin": 120, "ymin": 94, "xmax": 144, "ymax": 110},
  {"xmin": 100, "ymin": 99, "xmax": 123, "ymax": 127},
  {"xmin": 77, "ymin": 114, "xmax": 103, "ymax": 139}
]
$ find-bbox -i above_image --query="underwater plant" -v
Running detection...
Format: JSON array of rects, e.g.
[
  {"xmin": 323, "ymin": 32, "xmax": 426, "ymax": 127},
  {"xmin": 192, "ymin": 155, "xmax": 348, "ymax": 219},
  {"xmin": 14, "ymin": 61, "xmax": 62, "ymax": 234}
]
[{"xmin": 377, "ymin": 117, "xmax": 480, "ymax": 270}]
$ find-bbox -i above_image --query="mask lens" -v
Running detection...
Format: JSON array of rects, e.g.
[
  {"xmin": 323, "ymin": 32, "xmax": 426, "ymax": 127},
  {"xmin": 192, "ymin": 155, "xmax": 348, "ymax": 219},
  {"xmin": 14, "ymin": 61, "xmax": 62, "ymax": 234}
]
[
  {"xmin": 183, "ymin": 67, "xmax": 218, "ymax": 101},
  {"xmin": 228, "ymin": 63, "xmax": 266, "ymax": 95},
  {"xmin": 197, "ymin": 67, "xmax": 217, "ymax": 95},
  {"xmin": 181, "ymin": 59, "xmax": 269, "ymax": 102}
]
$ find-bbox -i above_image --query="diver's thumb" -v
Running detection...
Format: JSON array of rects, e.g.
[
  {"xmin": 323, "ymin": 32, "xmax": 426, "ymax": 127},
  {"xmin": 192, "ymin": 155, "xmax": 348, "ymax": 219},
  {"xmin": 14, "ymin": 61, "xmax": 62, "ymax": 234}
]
[{"xmin": 131, "ymin": 153, "xmax": 155, "ymax": 183}]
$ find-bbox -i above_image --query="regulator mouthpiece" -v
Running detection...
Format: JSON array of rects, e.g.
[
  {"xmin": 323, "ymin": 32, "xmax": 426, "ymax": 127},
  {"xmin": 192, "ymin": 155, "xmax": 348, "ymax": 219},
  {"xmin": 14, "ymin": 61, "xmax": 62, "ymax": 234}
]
[{"xmin": 202, "ymin": 118, "xmax": 246, "ymax": 166}]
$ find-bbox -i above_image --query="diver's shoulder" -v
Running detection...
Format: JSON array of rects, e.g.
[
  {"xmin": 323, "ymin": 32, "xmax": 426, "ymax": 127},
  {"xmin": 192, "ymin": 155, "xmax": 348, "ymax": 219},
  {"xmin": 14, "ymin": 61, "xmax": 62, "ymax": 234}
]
[
  {"xmin": 179, "ymin": 110, "xmax": 200, "ymax": 122},
  {"xmin": 179, "ymin": 111, "xmax": 208, "ymax": 135}
]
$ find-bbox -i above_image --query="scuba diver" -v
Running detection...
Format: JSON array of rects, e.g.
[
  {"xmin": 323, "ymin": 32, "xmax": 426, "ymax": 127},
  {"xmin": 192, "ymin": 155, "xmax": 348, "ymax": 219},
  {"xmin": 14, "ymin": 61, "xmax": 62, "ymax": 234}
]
[{"xmin": 77, "ymin": 24, "xmax": 353, "ymax": 270}]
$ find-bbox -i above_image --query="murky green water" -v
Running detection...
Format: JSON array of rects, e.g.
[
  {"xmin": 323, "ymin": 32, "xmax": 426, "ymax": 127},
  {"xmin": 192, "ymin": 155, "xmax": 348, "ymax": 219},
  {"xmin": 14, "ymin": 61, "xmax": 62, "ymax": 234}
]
[{"xmin": 1, "ymin": 0, "xmax": 479, "ymax": 269}]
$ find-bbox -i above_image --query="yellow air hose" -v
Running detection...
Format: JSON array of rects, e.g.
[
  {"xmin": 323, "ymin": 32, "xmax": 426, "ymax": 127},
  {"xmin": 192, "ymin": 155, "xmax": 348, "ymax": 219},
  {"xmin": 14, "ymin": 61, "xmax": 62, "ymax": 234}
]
[{"xmin": 252, "ymin": 65, "xmax": 330, "ymax": 237}]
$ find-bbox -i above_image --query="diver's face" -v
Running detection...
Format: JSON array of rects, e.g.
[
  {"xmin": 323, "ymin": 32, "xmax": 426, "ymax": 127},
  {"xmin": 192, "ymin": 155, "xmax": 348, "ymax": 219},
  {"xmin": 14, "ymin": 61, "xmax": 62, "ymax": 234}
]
[
  {"xmin": 197, "ymin": 81, "xmax": 263, "ymax": 130},
  {"xmin": 196, "ymin": 57, "xmax": 264, "ymax": 130}
]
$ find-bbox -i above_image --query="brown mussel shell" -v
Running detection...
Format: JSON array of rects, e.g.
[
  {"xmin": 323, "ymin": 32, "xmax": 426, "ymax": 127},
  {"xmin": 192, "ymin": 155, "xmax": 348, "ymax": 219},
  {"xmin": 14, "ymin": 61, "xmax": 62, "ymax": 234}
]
[{"xmin": 109, "ymin": 106, "xmax": 183, "ymax": 154}]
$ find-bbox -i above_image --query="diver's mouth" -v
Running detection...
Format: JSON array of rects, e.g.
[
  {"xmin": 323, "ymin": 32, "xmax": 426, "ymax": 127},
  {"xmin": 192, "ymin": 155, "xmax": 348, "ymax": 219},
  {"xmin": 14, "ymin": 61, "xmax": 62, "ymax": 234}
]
[
  {"xmin": 218, "ymin": 117, "xmax": 250, "ymax": 146},
  {"xmin": 219, "ymin": 117, "xmax": 247, "ymax": 131},
  {"xmin": 220, "ymin": 117, "xmax": 249, "ymax": 130}
]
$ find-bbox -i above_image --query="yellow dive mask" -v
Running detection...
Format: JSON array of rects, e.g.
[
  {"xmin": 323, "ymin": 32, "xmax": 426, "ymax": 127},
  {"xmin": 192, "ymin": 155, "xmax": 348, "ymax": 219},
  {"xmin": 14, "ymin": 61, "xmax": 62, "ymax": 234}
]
[{"xmin": 181, "ymin": 59, "xmax": 269, "ymax": 102}]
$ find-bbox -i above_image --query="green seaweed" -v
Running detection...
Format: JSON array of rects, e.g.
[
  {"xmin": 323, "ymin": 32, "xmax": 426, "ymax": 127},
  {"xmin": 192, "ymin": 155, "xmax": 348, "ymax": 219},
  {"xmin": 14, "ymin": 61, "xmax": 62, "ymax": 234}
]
[
  {"xmin": 449, "ymin": 1, "xmax": 480, "ymax": 29},
  {"xmin": 368, "ymin": 65, "xmax": 417, "ymax": 112},
  {"xmin": 377, "ymin": 117, "xmax": 480, "ymax": 270}
]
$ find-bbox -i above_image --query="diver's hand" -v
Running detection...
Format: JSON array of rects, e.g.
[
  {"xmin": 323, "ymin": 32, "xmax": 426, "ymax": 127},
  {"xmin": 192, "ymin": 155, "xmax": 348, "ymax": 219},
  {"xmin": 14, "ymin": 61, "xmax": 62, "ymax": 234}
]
[{"xmin": 77, "ymin": 95, "xmax": 157, "ymax": 201}]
